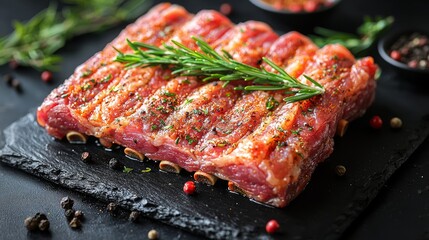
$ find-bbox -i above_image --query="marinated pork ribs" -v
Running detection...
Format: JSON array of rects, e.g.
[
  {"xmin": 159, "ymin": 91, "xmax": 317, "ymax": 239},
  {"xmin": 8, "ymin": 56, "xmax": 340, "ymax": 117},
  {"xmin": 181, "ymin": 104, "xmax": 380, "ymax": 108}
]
[{"xmin": 37, "ymin": 3, "xmax": 377, "ymax": 207}]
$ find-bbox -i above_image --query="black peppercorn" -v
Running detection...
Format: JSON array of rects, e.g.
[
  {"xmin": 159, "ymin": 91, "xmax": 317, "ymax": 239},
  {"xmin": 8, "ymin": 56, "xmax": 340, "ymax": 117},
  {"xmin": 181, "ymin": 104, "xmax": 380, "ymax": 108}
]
[
  {"xmin": 129, "ymin": 211, "xmax": 140, "ymax": 222},
  {"xmin": 60, "ymin": 196, "xmax": 74, "ymax": 209},
  {"xmin": 107, "ymin": 202, "xmax": 117, "ymax": 214},
  {"xmin": 3, "ymin": 74, "xmax": 13, "ymax": 85},
  {"xmin": 24, "ymin": 217, "xmax": 39, "ymax": 231},
  {"xmin": 109, "ymin": 158, "xmax": 122, "ymax": 170},
  {"xmin": 34, "ymin": 212, "xmax": 48, "ymax": 222},
  {"xmin": 65, "ymin": 209, "xmax": 75, "ymax": 221},
  {"xmin": 74, "ymin": 210, "xmax": 84, "ymax": 220},
  {"xmin": 335, "ymin": 165, "xmax": 347, "ymax": 176},
  {"xmin": 389, "ymin": 32, "xmax": 429, "ymax": 69},
  {"xmin": 81, "ymin": 151, "xmax": 92, "ymax": 163},
  {"xmin": 38, "ymin": 219, "xmax": 50, "ymax": 231},
  {"xmin": 69, "ymin": 217, "xmax": 81, "ymax": 229},
  {"xmin": 11, "ymin": 78, "xmax": 22, "ymax": 92}
]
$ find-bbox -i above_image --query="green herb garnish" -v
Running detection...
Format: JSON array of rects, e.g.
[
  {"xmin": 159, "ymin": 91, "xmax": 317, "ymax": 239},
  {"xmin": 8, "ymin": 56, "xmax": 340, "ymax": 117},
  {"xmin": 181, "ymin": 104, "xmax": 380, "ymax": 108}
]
[
  {"xmin": 141, "ymin": 167, "xmax": 151, "ymax": 173},
  {"xmin": 311, "ymin": 16, "xmax": 394, "ymax": 56},
  {"xmin": 291, "ymin": 128, "xmax": 302, "ymax": 135},
  {"xmin": 184, "ymin": 98, "xmax": 193, "ymax": 105},
  {"xmin": 81, "ymin": 69, "xmax": 93, "ymax": 78},
  {"xmin": 266, "ymin": 96, "xmax": 279, "ymax": 110},
  {"xmin": 162, "ymin": 91, "xmax": 176, "ymax": 97},
  {"xmin": 185, "ymin": 134, "xmax": 196, "ymax": 145},
  {"xmin": 115, "ymin": 37, "xmax": 325, "ymax": 103},
  {"xmin": 123, "ymin": 166, "xmax": 133, "ymax": 173},
  {"xmin": 101, "ymin": 74, "xmax": 112, "ymax": 83},
  {"xmin": 0, "ymin": 0, "xmax": 151, "ymax": 71}
]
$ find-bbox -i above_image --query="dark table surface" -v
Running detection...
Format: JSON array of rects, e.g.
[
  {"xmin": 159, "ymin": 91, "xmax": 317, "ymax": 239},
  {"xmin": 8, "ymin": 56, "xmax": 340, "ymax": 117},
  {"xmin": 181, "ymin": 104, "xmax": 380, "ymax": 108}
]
[{"xmin": 1, "ymin": 0, "xmax": 428, "ymax": 239}]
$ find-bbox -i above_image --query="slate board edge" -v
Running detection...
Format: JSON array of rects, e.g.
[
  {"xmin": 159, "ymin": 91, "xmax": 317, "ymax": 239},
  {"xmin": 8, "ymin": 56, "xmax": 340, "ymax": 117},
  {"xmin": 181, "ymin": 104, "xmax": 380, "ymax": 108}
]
[
  {"xmin": 0, "ymin": 113, "xmax": 263, "ymax": 240},
  {"xmin": 324, "ymin": 115, "xmax": 429, "ymax": 240},
  {"xmin": 1, "ymin": 113, "xmax": 428, "ymax": 240}
]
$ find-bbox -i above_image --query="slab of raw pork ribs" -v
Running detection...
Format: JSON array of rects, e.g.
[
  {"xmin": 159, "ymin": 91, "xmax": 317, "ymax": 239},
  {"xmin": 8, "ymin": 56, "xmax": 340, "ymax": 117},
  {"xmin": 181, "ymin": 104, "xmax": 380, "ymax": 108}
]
[{"xmin": 37, "ymin": 3, "xmax": 377, "ymax": 207}]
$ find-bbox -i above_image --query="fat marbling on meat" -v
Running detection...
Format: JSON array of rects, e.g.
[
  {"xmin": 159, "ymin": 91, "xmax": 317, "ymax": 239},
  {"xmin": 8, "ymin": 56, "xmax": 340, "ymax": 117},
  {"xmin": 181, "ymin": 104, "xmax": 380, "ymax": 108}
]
[{"xmin": 37, "ymin": 3, "xmax": 377, "ymax": 207}]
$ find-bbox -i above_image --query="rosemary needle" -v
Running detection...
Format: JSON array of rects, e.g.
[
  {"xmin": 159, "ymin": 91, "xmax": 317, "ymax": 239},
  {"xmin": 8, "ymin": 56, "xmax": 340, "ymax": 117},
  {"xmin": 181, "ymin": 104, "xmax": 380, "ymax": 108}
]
[
  {"xmin": 311, "ymin": 16, "xmax": 394, "ymax": 56},
  {"xmin": 115, "ymin": 37, "xmax": 325, "ymax": 103},
  {"xmin": 0, "ymin": 0, "xmax": 151, "ymax": 71}
]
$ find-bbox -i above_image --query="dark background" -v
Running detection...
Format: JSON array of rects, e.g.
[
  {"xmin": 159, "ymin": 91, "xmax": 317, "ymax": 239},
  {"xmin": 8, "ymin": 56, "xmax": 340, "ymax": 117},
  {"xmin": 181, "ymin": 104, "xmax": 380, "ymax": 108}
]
[{"xmin": 0, "ymin": 0, "xmax": 428, "ymax": 239}]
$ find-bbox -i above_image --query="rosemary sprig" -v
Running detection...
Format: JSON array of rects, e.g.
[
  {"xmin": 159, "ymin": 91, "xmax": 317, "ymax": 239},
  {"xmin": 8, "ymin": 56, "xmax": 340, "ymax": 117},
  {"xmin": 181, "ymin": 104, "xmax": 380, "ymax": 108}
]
[
  {"xmin": 311, "ymin": 16, "xmax": 394, "ymax": 56},
  {"xmin": 115, "ymin": 37, "xmax": 324, "ymax": 103},
  {"xmin": 0, "ymin": 0, "xmax": 151, "ymax": 71}
]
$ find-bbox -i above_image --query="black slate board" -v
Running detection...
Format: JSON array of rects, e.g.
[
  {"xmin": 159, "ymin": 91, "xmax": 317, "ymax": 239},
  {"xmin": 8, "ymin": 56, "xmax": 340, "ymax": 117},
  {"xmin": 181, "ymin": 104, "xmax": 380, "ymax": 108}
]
[{"xmin": 1, "ymin": 78, "xmax": 429, "ymax": 240}]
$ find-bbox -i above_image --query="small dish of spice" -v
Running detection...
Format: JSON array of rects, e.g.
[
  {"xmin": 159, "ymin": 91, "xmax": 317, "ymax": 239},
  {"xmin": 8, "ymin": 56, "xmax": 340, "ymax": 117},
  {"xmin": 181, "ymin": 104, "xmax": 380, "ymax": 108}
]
[
  {"xmin": 249, "ymin": 0, "xmax": 341, "ymax": 14},
  {"xmin": 378, "ymin": 30, "xmax": 429, "ymax": 79}
]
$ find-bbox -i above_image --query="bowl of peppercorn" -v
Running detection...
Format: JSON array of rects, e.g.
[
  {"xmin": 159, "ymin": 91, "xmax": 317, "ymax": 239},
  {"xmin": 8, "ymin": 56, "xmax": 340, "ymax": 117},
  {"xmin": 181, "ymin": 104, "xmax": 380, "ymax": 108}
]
[{"xmin": 378, "ymin": 29, "xmax": 429, "ymax": 80}]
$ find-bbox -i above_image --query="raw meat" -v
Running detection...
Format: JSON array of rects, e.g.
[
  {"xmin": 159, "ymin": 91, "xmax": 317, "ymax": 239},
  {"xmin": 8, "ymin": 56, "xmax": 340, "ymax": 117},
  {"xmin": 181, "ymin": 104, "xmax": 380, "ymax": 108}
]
[{"xmin": 37, "ymin": 3, "xmax": 377, "ymax": 207}]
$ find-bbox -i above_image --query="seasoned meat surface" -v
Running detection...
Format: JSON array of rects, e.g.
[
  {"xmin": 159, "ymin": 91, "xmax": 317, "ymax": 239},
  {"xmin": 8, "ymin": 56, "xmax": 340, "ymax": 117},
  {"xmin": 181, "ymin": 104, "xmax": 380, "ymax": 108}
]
[{"xmin": 37, "ymin": 3, "xmax": 377, "ymax": 207}]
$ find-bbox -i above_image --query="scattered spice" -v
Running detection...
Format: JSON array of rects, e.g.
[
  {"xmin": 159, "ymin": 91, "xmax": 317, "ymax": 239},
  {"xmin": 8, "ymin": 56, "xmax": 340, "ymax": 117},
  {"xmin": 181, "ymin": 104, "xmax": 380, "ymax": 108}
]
[
  {"xmin": 109, "ymin": 158, "xmax": 122, "ymax": 170},
  {"xmin": 184, "ymin": 98, "xmax": 193, "ymax": 105},
  {"xmin": 60, "ymin": 196, "xmax": 74, "ymax": 209},
  {"xmin": 148, "ymin": 229, "xmax": 159, "ymax": 240},
  {"xmin": 408, "ymin": 60, "xmax": 418, "ymax": 68},
  {"xmin": 81, "ymin": 69, "xmax": 92, "ymax": 78},
  {"xmin": 162, "ymin": 90, "xmax": 176, "ymax": 97},
  {"xmin": 220, "ymin": 3, "xmax": 232, "ymax": 16},
  {"xmin": 41, "ymin": 71, "xmax": 53, "ymax": 83},
  {"xmin": 185, "ymin": 135, "xmax": 196, "ymax": 145},
  {"xmin": 129, "ymin": 211, "xmax": 140, "ymax": 222},
  {"xmin": 24, "ymin": 217, "xmax": 39, "ymax": 231},
  {"xmin": 335, "ymin": 165, "xmax": 347, "ymax": 176},
  {"xmin": 390, "ymin": 50, "xmax": 401, "ymax": 61},
  {"xmin": 266, "ymin": 96, "xmax": 279, "ymax": 110},
  {"xmin": 101, "ymin": 74, "xmax": 112, "ymax": 83},
  {"xmin": 183, "ymin": 181, "xmax": 196, "ymax": 195},
  {"xmin": 65, "ymin": 209, "xmax": 75, "ymax": 221},
  {"xmin": 74, "ymin": 210, "xmax": 84, "ymax": 220},
  {"xmin": 369, "ymin": 115, "xmax": 383, "ymax": 129},
  {"xmin": 34, "ymin": 212, "xmax": 47, "ymax": 222},
  {"xmin": 390, "ymin": 117, "xmax": 403, "ymax": 129},
  {"xmin": 25, "ymin": 213, "xmax": 50, "ymax": 232},
  {"xmin": 123, "ymin": 166, "xmax": 134, "ymax": 173},
  {"xmin": 11, "ymin": 78, "xmax": 22, "ymax": 92},
  {"xmin": 82, "ymin": 82, "xmax": 93, "ymax": 91},
  {"xmin": 38, "ymin": 219, "xmax": 50, "ymax": 231},
  {"xmin": 389, "ymin": 32, "xmax": 429, "ymax": 69},
  {"xmin": 107, "ymin": 202, "xmax": 118, "ymax": 214},
  {"xmin": 80, "ymin": 151, "xmax": 92, "ymax": 163},
  {"xmin": 69, "ymin": 217, "xmax": 81, "ymax": 229},
  {"xmin": 265, "ymin": 219, "xmax": 280, "ymax": 234},
  {"xmin": 291, "ymin": 128, "xmax": 302, "ymax": 135},
  {"xmin": 3, "ymin": 74, "xmax": 13, "ymax": 85}
]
